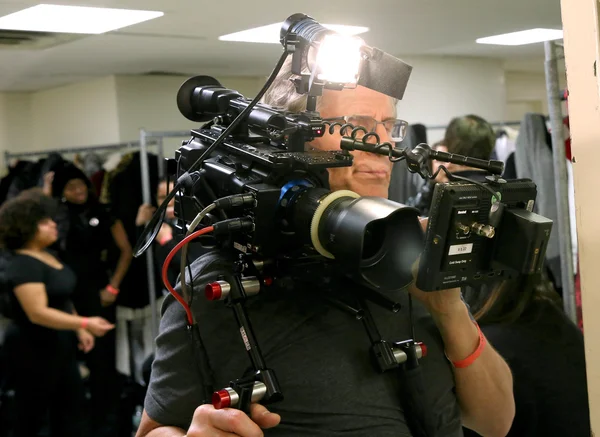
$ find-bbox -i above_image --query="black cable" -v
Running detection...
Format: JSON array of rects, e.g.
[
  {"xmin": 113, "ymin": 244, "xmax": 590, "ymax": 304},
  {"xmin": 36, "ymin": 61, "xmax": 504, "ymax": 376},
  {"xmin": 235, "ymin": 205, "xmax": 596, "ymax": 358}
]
[
  {"xmin": 134, "ymin": 185, "xmax": 179, "ymax": 256},
  {"xmin": 432, "ymin": 165, "xmax": 500, "ymax": 201},
  {"xmin": 134, "ymin": 50, "xmax": 289, "ymax": 257},
  {"xmin": 185, "ymin": 50, "xmax": 290, "ymax": 175},
  {"xmin": 175, "ymin": 159, "xmax": 196, "ymax": 309}
]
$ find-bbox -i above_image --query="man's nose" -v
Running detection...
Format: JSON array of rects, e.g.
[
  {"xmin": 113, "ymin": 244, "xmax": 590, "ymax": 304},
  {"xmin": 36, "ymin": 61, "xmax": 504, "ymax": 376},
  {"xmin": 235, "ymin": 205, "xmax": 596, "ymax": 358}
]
[{"xmin": 375, "ymin": 123, "xmax": 393, "ymax": 144}]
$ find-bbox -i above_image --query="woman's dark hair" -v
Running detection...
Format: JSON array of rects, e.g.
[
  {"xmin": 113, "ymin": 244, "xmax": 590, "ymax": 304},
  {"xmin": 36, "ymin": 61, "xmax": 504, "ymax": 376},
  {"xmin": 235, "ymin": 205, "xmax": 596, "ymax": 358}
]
[
  {"xmin": 0, "ymin": 195, "xmax": 55, "ymax": 250},
  {"xmin": 467, "ymin": 272, "xmax": 562, "ymax": 325}
]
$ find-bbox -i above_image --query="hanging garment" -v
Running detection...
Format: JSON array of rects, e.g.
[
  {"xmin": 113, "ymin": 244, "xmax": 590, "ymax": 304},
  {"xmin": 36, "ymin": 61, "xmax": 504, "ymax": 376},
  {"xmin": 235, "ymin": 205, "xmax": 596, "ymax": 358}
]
[
  {"xmin": 103, "ymin": 152, "xmax": 123, "ymax": 172},
  {"xmin": 5, "ymin": 159, "xmax": 45, "ymax": 200},
  {"xmin": 109, "ymin": 152, "xmax": 159, "ymax": 309},
  {"xmin": 83, "ymin": 153, "xmax": 103, "ymax": 177},
  {"xmin": 503, "ymin": 152, "xmax": 517, "ymax": 179},
  {"xmin": 0, "ymin": 161, "xmax": 29, "ymax": 204},
  {"xmin": 515, "ymin": 113, "xmax": 576, "ymax": 290},
  {"xmin": 100, "ymin": 153, "xmax": 133, "ymax": 205},
  {"xmin": 89, "ymin": 170, "xmax": 106, "ymax": 198},
  {"xmin": 388, "ymin": 123, "xmax": 428, "ymax": 204},
  {"xmin": 115, "ymin": 296, "xmax": 165, "ymax": 385},
  {"xmin": 494, "ymin": 127, "xmax": 518, "ymax": 163},
  {"xmin": 37, "ymin": 153, "xmax": 67, "ymax": 188}
]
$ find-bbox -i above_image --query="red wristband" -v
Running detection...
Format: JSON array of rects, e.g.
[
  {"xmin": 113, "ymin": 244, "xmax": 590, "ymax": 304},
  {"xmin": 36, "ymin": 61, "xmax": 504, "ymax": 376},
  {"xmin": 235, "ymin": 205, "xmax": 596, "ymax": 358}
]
[
  {"xmin": 449, "ymin": 322, "xmax": 487, "ymax": 369},
  {"xmin": 158, "ymin": 235, "xmax": 172, "ymax": 246},
  {"xmin": 81, "ymin": 317, "xmax": 89, "ymax": 329},
  {"xmin": 106, "ymin": 285, "xmax": 119, "ymax": 296}
]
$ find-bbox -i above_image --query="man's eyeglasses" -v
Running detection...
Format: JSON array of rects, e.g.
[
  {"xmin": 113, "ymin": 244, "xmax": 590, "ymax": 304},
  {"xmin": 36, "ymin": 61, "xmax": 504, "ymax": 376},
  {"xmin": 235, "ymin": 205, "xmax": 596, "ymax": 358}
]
[{"xmin": 323, "ymin": 115, "xmax": 409, "ymax": 142}]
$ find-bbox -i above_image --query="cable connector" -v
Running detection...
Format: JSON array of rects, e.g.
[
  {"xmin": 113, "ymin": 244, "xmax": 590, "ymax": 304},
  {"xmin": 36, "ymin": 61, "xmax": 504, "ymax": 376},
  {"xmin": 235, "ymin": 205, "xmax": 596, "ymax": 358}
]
[
  {"xmin": 213, "ymin": 217, "xmax": 254, "ymax": 235},
  {"xmin": 214, "ymin": 194, "xmax": 256, "ymax": 210},
  {"xmin": 177, "ymin": 171, "xmax": 203, "ymax": 192}
]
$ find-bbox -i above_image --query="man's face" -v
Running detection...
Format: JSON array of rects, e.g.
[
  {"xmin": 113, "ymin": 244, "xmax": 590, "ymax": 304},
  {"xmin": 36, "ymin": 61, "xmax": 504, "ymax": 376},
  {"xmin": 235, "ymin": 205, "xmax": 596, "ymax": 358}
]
[{"xmin": 310, "ymin": 86, "xmax": 395, "ymax": 198}]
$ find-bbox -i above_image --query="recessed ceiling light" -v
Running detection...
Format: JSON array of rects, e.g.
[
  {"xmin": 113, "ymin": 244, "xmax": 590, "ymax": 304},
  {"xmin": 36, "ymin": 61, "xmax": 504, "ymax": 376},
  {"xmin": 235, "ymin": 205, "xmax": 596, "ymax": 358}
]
[
  {"xmin": 0, "ymin": 4, "xmax": 164, "ymax": 35},
  {"xmin": 476, "ymin": 28, "xmax": 563, "ymax": 46},
  {"xmin": 219, "ymin": 23, "xmax": 369, "ymax": 44}
]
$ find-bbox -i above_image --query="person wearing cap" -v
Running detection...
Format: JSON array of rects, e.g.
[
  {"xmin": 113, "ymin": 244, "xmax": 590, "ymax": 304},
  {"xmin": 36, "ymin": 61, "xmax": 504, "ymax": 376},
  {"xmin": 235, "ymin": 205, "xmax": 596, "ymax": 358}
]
[{"xmin": 43, "ymin": 164, "xmax": 133, "ymax": 437}]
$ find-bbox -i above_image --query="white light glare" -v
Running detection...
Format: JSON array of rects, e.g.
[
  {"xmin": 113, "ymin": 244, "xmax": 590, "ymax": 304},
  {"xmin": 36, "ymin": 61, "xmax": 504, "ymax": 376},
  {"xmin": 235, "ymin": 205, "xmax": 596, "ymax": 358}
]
[
  {"xmin": 315, "ymin": 34, "xmax": 363, "ymax": 84},
  {"xmin": 0, "ymin": 4, "xmax": 164, "ymax": 34},
  {"xmin": 219, "ymin": 23, "xmax": 368, "ymax": 44},
  {"xmin": 476, "ymin": 28, "xmax": 563, "ymax": 46}
]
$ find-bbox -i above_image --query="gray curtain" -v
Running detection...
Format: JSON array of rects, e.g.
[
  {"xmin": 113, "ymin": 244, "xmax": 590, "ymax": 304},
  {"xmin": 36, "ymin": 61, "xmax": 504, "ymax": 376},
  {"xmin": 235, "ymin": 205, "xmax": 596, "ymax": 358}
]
[{"xmin": 514, "ymin": 113, "xmax": 562, "ymax": 286}]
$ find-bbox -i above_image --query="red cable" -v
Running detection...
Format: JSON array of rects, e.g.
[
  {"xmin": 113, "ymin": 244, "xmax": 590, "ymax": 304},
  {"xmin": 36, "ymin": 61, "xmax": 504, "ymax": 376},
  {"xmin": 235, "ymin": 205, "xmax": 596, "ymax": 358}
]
[{"xmin": 162, "ymin": 226, "xmax": 215, "ymax": 325}]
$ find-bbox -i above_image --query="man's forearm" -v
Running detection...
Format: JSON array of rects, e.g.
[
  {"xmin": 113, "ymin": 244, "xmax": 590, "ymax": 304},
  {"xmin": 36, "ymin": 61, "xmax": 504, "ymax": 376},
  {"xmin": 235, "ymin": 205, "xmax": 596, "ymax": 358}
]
[{"xmin": 433, "ymin": 303, "xmax": 515, "ymax": 437}]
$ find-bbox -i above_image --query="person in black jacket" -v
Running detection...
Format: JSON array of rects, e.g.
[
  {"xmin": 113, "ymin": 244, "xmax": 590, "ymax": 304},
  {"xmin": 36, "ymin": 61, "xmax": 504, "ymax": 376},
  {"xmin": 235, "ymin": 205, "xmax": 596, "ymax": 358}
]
[
  {"xmin": 43, "ymin": 164, "xmax": 133, "ymax": 437},
  {"xmin": 463, "ymin": 274, "xmax": 591, "ymax": 437},
  {"xmin": 0, "ymin": 195, "xmax": 114, "ymax": 437}
]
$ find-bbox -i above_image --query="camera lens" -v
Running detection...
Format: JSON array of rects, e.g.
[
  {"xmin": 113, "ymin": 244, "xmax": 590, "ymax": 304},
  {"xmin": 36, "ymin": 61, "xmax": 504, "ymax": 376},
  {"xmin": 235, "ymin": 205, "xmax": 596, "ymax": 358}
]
[
  {"xmin": 287, "ymin": 188, "xmax": 423, "ymax": 291},
  {"xmin": 362, "ymin": 220, "xmax": 385, "ymax": 260}
]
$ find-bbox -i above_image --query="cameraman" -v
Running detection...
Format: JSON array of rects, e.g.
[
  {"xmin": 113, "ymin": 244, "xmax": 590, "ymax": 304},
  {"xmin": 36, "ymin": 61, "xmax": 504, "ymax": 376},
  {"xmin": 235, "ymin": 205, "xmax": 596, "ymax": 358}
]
[{"xmin": 136, "ymin": 62, "xmax": 514, "ymax": 437}]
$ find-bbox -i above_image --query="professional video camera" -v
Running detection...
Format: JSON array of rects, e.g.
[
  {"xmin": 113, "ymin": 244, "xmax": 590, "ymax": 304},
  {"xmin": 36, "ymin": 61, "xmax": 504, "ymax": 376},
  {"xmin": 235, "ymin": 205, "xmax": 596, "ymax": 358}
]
[{"xmin": 135, "ymin": 12, "xmax": 552, "ymax": 429}]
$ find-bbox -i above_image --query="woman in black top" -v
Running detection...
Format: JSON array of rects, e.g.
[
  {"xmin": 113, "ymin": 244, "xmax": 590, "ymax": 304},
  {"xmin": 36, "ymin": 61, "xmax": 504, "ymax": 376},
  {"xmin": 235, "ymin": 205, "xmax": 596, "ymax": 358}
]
[
  {"xmin": 0, "ymin": 195, "xmax": 114, "ymax": 437},
  {"xmin": 464, "ymin": 274, "xmax": 591, "ymax": 436},
  {"xmin": 43, "ymin": 164, "xmax": 132, "ymax": 436}
]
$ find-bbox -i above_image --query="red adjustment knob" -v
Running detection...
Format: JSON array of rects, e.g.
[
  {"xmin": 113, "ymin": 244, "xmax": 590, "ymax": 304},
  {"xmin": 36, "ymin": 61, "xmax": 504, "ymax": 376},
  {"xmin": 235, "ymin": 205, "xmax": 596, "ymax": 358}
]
[
  {"xmin": 417, "ymin": 342, "xmax": 428, "ymax": 358},
  {"xmin": 205, "ymin": 282, "xmax": 222, "ymax": 301},
  {"xmin": 212, "ymin": 389, "xmax": 231, "ymax": 409},
  {"xmin": 263, "ymin": 277, "xmax": 273, "ymax": 287}
]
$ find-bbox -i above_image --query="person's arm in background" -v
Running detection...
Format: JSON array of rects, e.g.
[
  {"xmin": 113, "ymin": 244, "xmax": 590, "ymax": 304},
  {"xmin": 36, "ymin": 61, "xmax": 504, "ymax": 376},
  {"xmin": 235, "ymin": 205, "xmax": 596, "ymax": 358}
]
[
  {"xmin": 14, "ymin": 283, "xmax": 115, "ymax": 336},
  {"xmin": 72, "ymin": 304, "xmax": 95, "ymax": 353},
  {"xmin": 100, "ymin": 219, "xmax": 132, "ymax": 306},
  {"xmin": 109, "ymin": 220, "xmax": 132, "ymax": 288}
]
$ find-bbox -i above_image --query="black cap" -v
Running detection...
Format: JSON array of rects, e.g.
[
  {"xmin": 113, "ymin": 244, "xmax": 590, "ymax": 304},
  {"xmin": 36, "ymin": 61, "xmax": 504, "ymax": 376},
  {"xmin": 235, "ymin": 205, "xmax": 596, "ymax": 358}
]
[{"xmin": 51, "ymin": 163, "xmax": 91, "ymax": 198}]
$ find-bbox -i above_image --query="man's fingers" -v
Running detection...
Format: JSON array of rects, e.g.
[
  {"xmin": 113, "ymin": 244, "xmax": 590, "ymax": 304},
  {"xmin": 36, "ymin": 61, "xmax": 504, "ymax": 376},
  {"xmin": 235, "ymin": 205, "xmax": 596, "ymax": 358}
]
[
  {"xmin": 249, "ymin": 404, "xmax": 281, "ymax": 429},
  {"xmin": 205, "ymin": 407, "xmax": 264, "ymax": 437}
]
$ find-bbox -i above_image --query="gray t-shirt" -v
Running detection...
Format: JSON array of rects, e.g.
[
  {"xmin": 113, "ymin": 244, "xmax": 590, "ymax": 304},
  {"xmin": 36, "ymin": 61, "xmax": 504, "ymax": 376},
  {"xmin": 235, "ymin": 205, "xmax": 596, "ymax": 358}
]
[{"xmin": 145, "ymin": 252, "xmax": 464, "ymax": 436}]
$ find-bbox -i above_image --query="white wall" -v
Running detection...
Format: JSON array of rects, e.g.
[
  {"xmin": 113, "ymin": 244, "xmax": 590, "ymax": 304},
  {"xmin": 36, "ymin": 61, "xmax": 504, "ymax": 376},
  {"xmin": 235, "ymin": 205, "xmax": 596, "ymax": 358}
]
[
  {"xmin": 505, "ymin": 71, "xmax": 568, "ymax": 122},
  {"xmin": 28, "ymin": 76, "xmax": 120, "ymax": 152},
  {"xmin": 397, "ymin": 56, "xmax": 507, "ymax": 143},
  {"xmin": 0, "ymin": 92, "xmax": 32, "ymax": 168},
  {"xmin": 115, "ymin": 74, "xmax": 266, "ymax": 157},
  {"xmin": 0, "ymin": 57, "xmax": 560, "ymax": 171}
]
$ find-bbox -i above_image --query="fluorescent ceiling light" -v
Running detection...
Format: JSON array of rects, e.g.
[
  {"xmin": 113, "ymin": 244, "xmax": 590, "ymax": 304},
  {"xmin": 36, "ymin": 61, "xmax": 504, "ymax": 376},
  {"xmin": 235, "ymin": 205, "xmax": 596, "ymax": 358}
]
[
  {"xmin": 0, "ymin": 4, "xmax": 163, "ymax": 34},
  {"xmin": 219, "ymin": 23, "xmax": 369, "ymax": 44},
  {"xmin": 476, "ymin": 28, "xmax": 563, "ymax": 46}
]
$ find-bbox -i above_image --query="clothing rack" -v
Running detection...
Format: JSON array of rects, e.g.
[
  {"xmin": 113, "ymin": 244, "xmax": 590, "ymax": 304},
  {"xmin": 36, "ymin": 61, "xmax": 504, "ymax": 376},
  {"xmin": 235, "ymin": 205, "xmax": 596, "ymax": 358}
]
[
  {"xmin": 139, "ymin": 129, "xmax": 192, "ymax": 346},
  {"xmin": 4, "ymin": 140, "xmax": 159, "ymax": 164},
  {"xmin": 425, "ymin": 120, "xmax": 522, "ymax": 131}
]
